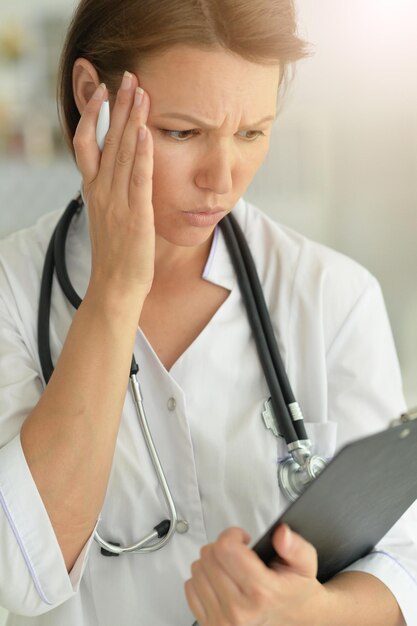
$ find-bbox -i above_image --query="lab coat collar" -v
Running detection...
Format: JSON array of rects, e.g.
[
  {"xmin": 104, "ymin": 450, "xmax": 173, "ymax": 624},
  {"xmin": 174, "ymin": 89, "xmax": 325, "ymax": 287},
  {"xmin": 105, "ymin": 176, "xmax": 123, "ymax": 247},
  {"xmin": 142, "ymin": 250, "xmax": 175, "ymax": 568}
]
[{"xmin": 201, "ymin": 197, "xmax": 246, "ymax": 292}]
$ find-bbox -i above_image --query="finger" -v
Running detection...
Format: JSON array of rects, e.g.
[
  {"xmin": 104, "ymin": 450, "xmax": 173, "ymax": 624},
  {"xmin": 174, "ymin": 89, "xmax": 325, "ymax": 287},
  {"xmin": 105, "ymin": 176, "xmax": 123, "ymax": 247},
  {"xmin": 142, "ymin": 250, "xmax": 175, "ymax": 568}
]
[
  {"xmin": 217, "ymin": 527, "xmax": 251, "ymax": 546},
  {"xmin": 73, "ymin": 83, "xmax": 108, "ymax": 185},
  {"xmin": 110, "ymin": 86, "xmax": 151, "ymax": 202},
  {"xmin": 189, "ymin": 559, "xmax": 222, "ymax": 619},
  {"xmin": 129, "ymin": 122, "xmax": 154, "ymax": 212},
  {"xmin": 199, "ymin": 544, "xmax": 242, "ymax": 611},
  {"xmin": 185, "ymin": 579, "xmax": 207, "ymax": 624},
  {"xmin": 98, "ymin": 70, "xmax": 138, "ymax": 184},
  {"xmin": 210, "ymin": 528, "xmax": 268, "ymax": 595},
  {"xmin": 272, "ymin": 524, "xmax": 318, "ymax": 578}
]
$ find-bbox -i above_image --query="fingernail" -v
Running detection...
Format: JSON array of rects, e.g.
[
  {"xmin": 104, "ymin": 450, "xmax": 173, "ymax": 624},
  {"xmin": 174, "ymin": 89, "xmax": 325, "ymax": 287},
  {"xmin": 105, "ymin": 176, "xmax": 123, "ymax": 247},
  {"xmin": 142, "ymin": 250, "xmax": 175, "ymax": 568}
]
[
  {"xmin": 93, "ymin": 83, "xmax": 106, "ymax": 100},
  {"xmin": 283, "ymin": 525, "xmax": 292, "ymax": 552},
  {"xmin": 135, "ymin": 87, "xmax": 144, "ymax": 107},
  {"xmin": 138, "ymin": 124, "xmax": 147, "ymax": 141},
  {"xmin": 121, "ymin": 70, "xmax": 133, "ymax": 90}
]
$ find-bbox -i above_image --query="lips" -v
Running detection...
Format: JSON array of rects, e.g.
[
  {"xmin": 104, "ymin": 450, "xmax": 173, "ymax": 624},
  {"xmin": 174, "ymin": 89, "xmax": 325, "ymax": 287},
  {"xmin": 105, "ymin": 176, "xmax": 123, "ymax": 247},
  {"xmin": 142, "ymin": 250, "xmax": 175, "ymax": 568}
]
[
  {"xmin": 182, "ymin": 207, "xmax": 228, "ymax": 227},
  {"xmin": 186, "ymin": 207, "xmax": 226, "ymax": 214}
]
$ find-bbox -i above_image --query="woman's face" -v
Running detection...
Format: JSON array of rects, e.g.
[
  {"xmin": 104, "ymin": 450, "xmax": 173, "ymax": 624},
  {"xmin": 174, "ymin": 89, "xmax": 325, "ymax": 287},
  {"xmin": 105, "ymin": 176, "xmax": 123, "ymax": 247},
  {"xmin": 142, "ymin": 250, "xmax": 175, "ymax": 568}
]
[{"xmin": 136, "ymin": 45, "xmax": 280, "ymax": 247}]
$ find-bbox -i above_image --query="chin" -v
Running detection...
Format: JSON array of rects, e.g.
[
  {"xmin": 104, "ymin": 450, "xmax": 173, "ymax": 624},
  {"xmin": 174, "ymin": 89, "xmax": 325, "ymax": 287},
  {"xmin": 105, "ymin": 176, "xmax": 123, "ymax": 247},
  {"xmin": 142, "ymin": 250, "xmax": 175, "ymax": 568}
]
[
  {"xmin": 155, "ymin": 222, "xmax": 218, "ymax": 249},
  {"xmin": 154, "ymin": 209, "xmax": 227, "ymax": 248}
]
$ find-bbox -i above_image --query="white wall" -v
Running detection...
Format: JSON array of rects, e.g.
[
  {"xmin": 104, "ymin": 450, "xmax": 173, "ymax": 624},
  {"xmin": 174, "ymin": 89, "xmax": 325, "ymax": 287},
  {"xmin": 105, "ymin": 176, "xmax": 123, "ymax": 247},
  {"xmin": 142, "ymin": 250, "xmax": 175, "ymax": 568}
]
[
  {"xmin": 245, "ymin": 0, "xmax": 417, "ymax": 407},
  {"xmin": 0, "ymin": 0, "xmax": 77, "ymax": 17}
]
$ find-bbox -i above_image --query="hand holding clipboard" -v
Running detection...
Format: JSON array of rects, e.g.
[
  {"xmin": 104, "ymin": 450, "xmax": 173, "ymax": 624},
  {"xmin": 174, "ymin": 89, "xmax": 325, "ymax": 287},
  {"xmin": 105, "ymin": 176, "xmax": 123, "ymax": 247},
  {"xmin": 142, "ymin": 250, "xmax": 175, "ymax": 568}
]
[{"xmin": 253, "ymin": 409, "xmax": 417, "ymax": 582}]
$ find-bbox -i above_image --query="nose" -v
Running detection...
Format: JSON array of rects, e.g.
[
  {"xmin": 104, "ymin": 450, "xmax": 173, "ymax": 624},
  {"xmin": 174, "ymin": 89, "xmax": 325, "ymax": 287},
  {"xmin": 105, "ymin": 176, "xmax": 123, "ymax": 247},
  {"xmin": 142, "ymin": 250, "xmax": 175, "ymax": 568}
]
[{"xmin": 194, "ymin": 143, "xmax": 234, "ymax": 195}]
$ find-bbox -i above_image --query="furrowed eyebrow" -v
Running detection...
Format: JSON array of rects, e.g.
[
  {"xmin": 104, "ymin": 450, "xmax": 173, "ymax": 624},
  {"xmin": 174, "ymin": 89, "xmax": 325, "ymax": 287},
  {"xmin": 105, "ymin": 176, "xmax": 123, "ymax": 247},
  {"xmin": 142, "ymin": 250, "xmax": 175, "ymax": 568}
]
[{"xmin": 155, "ymin": 112, "xmax": 277, "ymax": 129}]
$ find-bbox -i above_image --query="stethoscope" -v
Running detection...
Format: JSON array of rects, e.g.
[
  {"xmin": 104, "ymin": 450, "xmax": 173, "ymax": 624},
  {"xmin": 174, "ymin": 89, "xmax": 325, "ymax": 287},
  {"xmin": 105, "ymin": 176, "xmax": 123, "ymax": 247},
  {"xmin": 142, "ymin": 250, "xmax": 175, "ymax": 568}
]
[{"xmin": 37, "ymin": 191, "xmax": 327, "ymax": 561}]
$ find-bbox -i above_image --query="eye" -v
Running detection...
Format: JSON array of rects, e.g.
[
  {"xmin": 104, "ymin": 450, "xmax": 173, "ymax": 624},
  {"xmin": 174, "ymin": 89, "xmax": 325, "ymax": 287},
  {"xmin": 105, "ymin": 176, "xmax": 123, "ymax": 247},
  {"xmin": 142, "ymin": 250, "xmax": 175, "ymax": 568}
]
[
  {"xmin": 238, "ymin": 130, "xmax": 266, "ymax": 141},
  {"xmin": 159, "ymin": 129, "xmax": 266, "ymax": 142},
  {"xmin": 159, "ymin": 129, "xmax": 199, "ymax": 141}
]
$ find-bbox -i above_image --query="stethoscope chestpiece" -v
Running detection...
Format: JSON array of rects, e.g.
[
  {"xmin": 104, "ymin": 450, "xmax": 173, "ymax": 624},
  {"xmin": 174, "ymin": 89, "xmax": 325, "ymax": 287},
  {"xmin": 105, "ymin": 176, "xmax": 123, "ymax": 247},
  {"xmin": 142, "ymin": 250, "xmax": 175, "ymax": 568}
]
[{"xmin": 278, "ymin": 440, "xmax": 327, "ymax": 502}]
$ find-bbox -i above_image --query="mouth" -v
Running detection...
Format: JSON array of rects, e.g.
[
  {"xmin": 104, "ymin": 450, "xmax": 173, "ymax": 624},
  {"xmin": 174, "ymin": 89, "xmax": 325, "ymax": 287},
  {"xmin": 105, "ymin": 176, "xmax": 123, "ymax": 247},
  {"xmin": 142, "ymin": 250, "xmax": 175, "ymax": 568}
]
[
  {"xmin": 182, "ymin": 207, "xmax": 228, "ymax": 227},
  {"xmin": 185, "ymin": 207, "xmax": 226, "ymax": 215}
]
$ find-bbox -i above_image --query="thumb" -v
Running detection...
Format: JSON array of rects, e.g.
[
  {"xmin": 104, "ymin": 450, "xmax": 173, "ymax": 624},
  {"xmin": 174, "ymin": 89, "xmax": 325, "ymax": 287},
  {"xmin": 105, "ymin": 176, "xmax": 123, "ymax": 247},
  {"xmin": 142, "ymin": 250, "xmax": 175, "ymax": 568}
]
[{"xmin": 272, "ymin": 524, "xmax": 318, "ymax": 578}]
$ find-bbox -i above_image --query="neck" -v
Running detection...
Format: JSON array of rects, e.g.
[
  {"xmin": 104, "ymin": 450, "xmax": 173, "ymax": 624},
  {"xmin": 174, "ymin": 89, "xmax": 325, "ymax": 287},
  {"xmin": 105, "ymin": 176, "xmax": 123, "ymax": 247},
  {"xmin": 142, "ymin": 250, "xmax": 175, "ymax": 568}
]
[{"xmin": 153, "ymin": 232, "xmax": 214, "ymax": 285}]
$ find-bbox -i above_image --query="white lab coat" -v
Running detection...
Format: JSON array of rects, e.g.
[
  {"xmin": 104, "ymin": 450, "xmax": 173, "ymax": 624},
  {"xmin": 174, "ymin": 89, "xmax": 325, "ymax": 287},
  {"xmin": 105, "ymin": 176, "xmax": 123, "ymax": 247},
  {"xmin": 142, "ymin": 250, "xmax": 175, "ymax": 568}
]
[{"xmin": 0, "ymin": 196, "xmax": 416, "ymax": 625}]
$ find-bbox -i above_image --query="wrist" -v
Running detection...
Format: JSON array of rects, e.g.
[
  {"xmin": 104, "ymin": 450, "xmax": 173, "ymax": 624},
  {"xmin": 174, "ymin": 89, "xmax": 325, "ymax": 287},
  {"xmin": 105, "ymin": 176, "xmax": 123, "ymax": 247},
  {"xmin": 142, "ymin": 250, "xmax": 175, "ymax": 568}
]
[
  {"xmin": 83, "ymin": 281, "xmax": 147, "ymax": 324},
  {"xmin": 290, "ymin": 578, "xmax": 336, "ymax": 626},
  {"xmin": 314, "ymin": 582, "xmax": 339, "ymax": 626}
]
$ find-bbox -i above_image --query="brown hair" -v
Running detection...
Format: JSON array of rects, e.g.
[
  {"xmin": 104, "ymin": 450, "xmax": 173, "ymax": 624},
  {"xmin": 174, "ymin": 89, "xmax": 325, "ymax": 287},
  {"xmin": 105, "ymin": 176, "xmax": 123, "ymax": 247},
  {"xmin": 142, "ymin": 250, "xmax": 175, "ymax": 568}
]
[{"xmin": 57, "ymin": 0, "xmax": 312, "ymax": 157}]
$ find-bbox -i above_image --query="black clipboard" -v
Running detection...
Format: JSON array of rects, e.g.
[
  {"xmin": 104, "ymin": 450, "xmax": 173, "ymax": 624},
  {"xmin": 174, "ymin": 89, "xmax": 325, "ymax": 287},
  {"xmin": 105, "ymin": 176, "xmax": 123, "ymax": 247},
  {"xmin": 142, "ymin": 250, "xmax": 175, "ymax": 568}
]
[{"xmin": 252, "ymin": 417, "xmax": 417, "ymax": 583}]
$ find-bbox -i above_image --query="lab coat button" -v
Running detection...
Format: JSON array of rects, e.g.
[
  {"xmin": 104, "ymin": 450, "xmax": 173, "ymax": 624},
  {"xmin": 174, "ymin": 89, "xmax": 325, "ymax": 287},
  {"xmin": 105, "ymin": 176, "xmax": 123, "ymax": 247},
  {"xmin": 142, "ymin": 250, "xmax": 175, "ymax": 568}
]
[
  {"xmin": 176, "ymin": 520, "xmax": 190, "ymax": 534},
  {"xmin": 167, "ymin": 397, "xmax": 177, "ymax": 411}
]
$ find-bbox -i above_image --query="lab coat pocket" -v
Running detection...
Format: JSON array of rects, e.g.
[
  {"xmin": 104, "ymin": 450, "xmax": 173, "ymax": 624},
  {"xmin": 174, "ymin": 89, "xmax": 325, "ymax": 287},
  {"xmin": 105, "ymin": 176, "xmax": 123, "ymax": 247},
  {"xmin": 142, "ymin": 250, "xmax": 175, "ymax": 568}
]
[
  {"xmin": 276, "ymin": 421, "xmax": 338, "ymax": 463},
  {"xmin": 305, "ymin": 421, "xmax": 338, "ymax": 462}
]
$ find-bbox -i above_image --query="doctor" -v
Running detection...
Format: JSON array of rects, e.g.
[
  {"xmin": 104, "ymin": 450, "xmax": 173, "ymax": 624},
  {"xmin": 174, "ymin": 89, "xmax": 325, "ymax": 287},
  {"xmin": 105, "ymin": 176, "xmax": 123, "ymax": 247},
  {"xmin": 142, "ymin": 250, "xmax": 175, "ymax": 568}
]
[{"xmin": 0, "ymin": 0, "xmax": 416, "ymax": 624}]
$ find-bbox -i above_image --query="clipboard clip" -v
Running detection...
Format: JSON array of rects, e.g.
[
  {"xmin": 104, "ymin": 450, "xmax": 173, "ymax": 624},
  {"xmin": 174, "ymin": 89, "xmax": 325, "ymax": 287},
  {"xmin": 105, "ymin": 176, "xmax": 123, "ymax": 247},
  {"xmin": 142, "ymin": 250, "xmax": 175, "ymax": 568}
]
[{"xmin": 390, "ymin": 408, "xmax": 417, "ymax": 428}]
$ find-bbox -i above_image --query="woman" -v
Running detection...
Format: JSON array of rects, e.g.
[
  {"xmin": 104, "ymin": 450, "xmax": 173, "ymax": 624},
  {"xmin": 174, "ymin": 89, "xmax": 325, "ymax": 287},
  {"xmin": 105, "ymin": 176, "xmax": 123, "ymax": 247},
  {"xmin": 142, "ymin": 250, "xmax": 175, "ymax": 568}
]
[{"xmin": 0, "ymin": 0, "xmax": 416, "ymax": 624}]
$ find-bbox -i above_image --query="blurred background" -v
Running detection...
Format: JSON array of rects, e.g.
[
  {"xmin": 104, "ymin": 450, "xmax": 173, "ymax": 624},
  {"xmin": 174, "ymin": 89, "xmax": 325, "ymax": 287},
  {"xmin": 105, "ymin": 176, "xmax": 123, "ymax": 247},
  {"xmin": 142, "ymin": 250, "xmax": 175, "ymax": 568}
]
[{"xmin": 0, "ymin": 0, "xmax": 416, "ymax": 618}]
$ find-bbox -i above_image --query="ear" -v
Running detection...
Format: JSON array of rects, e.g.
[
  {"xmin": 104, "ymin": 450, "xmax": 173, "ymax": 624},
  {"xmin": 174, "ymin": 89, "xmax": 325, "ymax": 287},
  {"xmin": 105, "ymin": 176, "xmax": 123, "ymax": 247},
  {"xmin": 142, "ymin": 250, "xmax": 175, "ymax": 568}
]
[{"xmin": 72, "ymin": 58, "xmax": 101, "ymax": 115}]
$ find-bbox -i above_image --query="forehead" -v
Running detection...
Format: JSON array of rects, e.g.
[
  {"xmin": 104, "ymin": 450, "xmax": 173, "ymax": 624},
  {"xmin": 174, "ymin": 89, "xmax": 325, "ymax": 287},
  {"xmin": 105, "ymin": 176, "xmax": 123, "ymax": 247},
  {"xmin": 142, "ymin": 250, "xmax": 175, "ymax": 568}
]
[{"xmin": 137, "ymin": 45, "xmax": 280, "ymax": 119}]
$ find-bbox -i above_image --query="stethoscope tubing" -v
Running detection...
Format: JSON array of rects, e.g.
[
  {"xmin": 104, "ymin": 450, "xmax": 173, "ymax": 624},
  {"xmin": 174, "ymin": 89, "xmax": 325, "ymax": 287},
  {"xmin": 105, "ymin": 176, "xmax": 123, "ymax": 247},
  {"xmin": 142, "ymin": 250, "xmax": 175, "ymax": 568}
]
[
  {"xmin": 190, "ymin": 216, "xmax": 309, "ymax": 626},
  {"xmin": 54, "ymin": 196, "xmax": 83, "ymax": 308},
  {"xmin": 93, "ymin": 371, "xmax": 179, "ymax": 554},
  {"xmin": 225, "ymin": 214, "xmax": 306, "ymax": 434},
  {"xmin": 38, "ymin": 193, "xmax": 180, "ymax": 553},
  {"xmin": 37, "ymin": 221, "xmax": 58, "ymax": 384},
  {"xmin": 219, "ymin": 214, "xmax": 308, "ymax": 444},
  {"xmin": 38, "ymin": 194, "xmax": 84, "ymax": 385},
  {"xmin": 36, "ymin": 194, "xmax": 312, "ymax": 607},
  {"xmin": 39, "ymin": 195, "xmax": 307, "ymax": 449}
]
